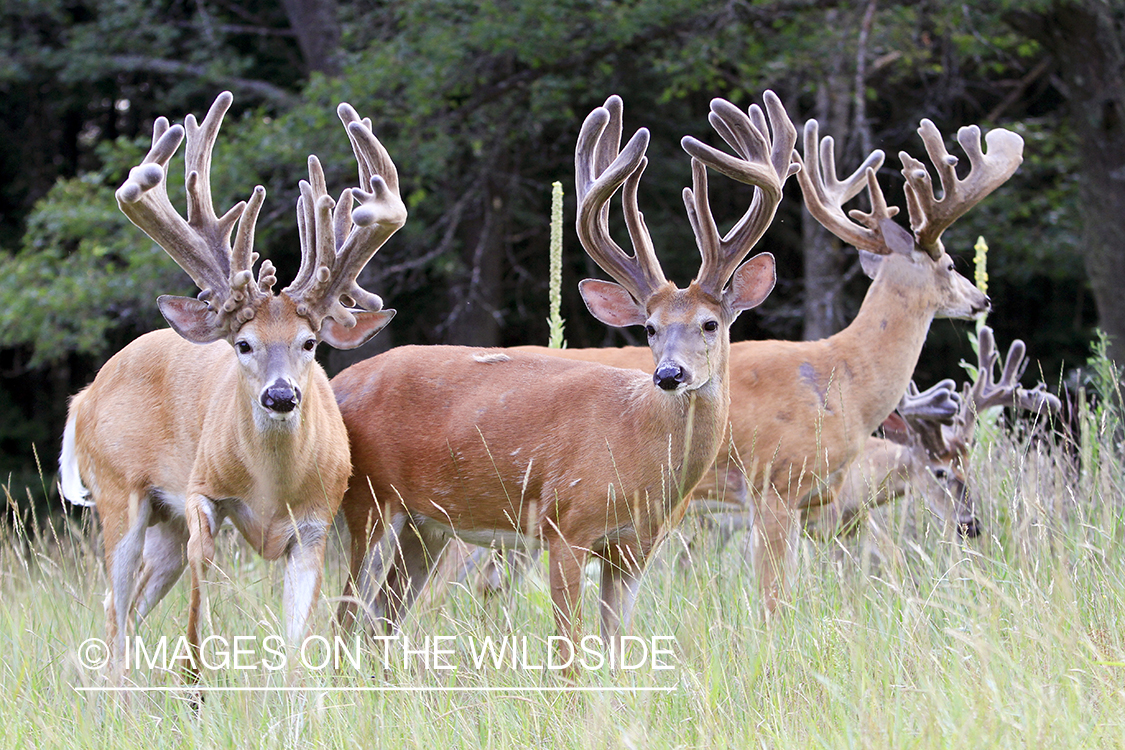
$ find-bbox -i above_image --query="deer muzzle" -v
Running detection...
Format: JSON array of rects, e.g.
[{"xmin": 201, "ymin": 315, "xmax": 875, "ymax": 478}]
[
  {"xmin": 653, "ymin": 363, "xmax": 687, "ymax": 391},
  {"xmin": 260, "ymin": 380, "xmax": 302, "ymax": 414}
]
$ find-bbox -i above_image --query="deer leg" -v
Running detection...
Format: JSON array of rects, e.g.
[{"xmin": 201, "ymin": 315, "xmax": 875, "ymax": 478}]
[
  {"xmin": 133, "ymin": 518, "xmax": 188, "ymax": 622},
  {"xmin": 337, "ymin": 504, "xmax": 385, "ymax": 631},
  {"xmin": 598, "ymin": 543, "xmax": 643, "ymax": 644},
  {"xmin": 104, "ymin": 491, "xmax": 153, "ymax": 675},
  {"xmin": 377, "ymin": 521, "xmax": 449, "ymax": 627},
  {"xmin": 548, "ymin": 535, "xmax": 587, "ymax": 667},
  {"xmin": 354, "ymin": 511, "xmax": 407, "ymax": 632},
  {"xmin": 284, "ymin": 523, "xmax": 329, "ymax": 647},
  {"xmin": 183, "ymin": 493, "xmax": 219, "ymax": 680},
  {"xmin": 748, "ymin": 487, "xmax": 799, "ymax": 618}
]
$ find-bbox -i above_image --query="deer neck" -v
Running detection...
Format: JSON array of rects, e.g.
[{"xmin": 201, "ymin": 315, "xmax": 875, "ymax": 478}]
[
  {"xmin": 651, "ymin": 338, "xmax": 731, "ymax": 503},
  {"xmin": 832, "ymin": 266, "xmax": 939, "ymax": 430},
  {"xmin": 231, "ymin": 369, "xmax": 321, "ymax": 498}
]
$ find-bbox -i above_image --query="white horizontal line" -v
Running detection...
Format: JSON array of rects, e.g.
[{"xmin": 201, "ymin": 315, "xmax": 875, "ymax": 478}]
[{"xmin": 74, "ymin": 685, "xmax": 677, "ymax": 694}]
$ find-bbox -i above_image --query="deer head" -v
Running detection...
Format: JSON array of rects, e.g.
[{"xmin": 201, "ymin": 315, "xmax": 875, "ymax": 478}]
[
  {"xmin": 115, "ymin": 92, "xmax": 406, "ymax": 423},
  {"xmin": 575, "ymin": 93, "xmax": 798, "ymax": 392},
  {"xmin": 796, "ymin": 119, "xmax": 1023, "ymax": 322}
]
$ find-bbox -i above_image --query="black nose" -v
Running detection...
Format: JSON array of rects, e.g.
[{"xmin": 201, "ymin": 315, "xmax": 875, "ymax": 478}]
[
  {"xmin": 653, "ymin": 364, "xmax": 685, "ymax": 391},
  {"xmin": 959, "ymin": 518, "xmax": 981, "ymax": 539},
  {"xmin": 261, "ymin": 381, "xmax": 301, "ymax": 413}
]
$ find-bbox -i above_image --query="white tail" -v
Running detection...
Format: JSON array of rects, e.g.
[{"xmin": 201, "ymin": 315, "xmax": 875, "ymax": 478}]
[
  {"xmin": 523, "ymin": 115, "xmax": 1022, "ymax": 615},
  {"xmin": 58, "ymin": 406, "xmax": 90, "ymax": 506},
  {"xmin": 333, "ymin": 92, "xmax": 797, "ymax": 656},
  {"xmin": 61, "ymin": 92, "xmax": 405, "ymax": 679}
]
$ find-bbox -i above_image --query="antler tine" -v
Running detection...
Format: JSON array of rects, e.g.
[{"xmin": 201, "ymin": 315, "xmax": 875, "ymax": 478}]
[
  {"xmin": 897, "ymin": 379, "xmax": 962, "ymax": 459},
  {"xmin": 681, "ymin": 91, "xmax": 800, "ymax": 294},
  {"xmin": 116, "ymin": 91, "xmax": 269, "ymax": 331},
  {"xmin": 794, "ymin": 118, "xmax": 890, "ymax": 253},
  {"xmin": 575, "ymin": 96, "xmax": 666, "ymax": 302},
  {"xmin": 897, "ymin": 379, "xmax": 961, "ymax": 423},
  {"xmin": 901, "ymin": 119, "xmax": 1024, "ymax": 258},
  {"xmin": 283, "ymin": 104, "xmax": 407, "ymax": 330},
  {"xmin": 1014, "ymin": 383, "xmax": 1063, "ymax": 415},
  {"xmin": 969, "ymin": 326, "xmax": 1028, "ymax": 414}
]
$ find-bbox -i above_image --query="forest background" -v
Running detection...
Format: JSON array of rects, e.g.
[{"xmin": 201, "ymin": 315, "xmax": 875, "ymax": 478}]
[{"xmin": 0, "ymin": 0, "xmax": 1119, "ymax": 508}]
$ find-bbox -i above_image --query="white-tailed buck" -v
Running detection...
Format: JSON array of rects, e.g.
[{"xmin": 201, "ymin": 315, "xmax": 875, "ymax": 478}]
[
  {"xmin": 333, "ymin": 92, "xmax": 797, "ymax": 652},
  {"xmin": 526, "ymin": 115, "xmax": 1023, "ymax": 614},
  {"xmin": 57, "ymin": 92, "xmax": 406, "ymax": 678},
  {"xmin": 803, "ymin": 325, "xmax": 1061, "ymax": 538}
]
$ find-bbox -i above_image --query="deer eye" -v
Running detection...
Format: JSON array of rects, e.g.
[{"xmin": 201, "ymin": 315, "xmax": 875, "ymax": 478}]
[
  {"xmin": 645, "ymin": 324, "xmax": 656, "ymax": 337},
  {"xmin": 236, "ymin": 341, "xmax": 252, "ymax": 355},
  {"xmin": 932, "ymin": 467, "xmax": 948, "ymax": 480},
  {"xmin": 702, "ymin": 320, "xmax": 719, "ymax": 333},
  {"xmin": 303, "ymin": 338, "xmax": 316, "ymax": 352}
]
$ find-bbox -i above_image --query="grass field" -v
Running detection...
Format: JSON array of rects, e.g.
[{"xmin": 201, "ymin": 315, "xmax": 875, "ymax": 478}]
[{"xmin": 1, "ymin": 404, "xmax": 1124, "ymax": 749}]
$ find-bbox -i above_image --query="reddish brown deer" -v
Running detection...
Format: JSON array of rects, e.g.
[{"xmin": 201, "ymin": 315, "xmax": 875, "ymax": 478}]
[
  {"xmin": 524, "ymin": 116, "xmax": 1022, "ymax": 615},
  {"xmin": 333, "ymin": 92, "xmax": 797, "ymax": 652},
  {"xmin": 57, "ymin": 92, "xmax": 406, "ymax": 678}
]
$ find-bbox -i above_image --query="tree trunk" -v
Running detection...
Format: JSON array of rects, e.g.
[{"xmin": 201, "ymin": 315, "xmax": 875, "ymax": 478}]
[
  {"xmin": 445, "ymin": 168, "xmax": 512, "ymax": 347},
  {"xmin": 1007, "ymin": 2, "xmax": 1125, "ymax": 365},
  {"xmin": 802, "ymin": 37, "xmax": 856, "ymax": 341},
  {"xmin": 279, "ymin": 0, "xmax": 341, "ymax": 76}
]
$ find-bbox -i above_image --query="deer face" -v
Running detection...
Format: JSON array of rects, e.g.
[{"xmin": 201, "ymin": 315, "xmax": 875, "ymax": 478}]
[
  {"xmin": 642, "ymin": 285, "xmax": 726, "ymax": 392},
  {"xmin": 920, "ymin": 440, "xmax": 980, "ymax": 539},
  {"xmin": 929, "ymin": 250, "xmax": 990, "ymax": 321},
  {"xmin": 230, "ymin": 296, "xmax": 320, "ymax": 425}
]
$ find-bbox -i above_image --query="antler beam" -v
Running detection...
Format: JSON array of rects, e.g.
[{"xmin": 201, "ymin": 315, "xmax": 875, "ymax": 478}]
[
  {"xmin": 284, "ymin": 103, "xmax": 408, "ymax": 331},
  {"xmin": 116, "ymin": 91, "xmax": 272, "ymax": 332},
  {"xmin": 681, "ymin": 91, "xmax": 800, "ymax": 295}
]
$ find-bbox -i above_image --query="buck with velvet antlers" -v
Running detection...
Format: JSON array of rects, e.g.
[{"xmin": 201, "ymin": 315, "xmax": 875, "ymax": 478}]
[
  {"xmin": 57, "ymin": 92, "xmax": 406, "ymax": 678},
  {"xmin": 333, "ymin": 92, "xmax": 797, "ymax": 652},
  {"xmin": 530, "ymin": 114, "xmax": 1023, "ymax": 615}
]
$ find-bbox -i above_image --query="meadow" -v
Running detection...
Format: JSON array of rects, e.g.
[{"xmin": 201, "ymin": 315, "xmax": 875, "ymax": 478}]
[{"xmin": 1, "ymin": 382, "xmax": 1123, "ymax": 749}]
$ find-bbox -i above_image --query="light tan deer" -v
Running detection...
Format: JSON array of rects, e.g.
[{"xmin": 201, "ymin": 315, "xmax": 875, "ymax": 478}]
[
  {"xmin": 332, "ymin": 92, "xmax": 798, "ymax": 652},
  {"xmin": 57, "ymin": 92, "xmax": 406, "ymax": 678},
  {"xmin": 803, "ymin": 325, "xmax": 1062, "ymax": 538},
  {"xmin": 524, "ymin": 115, "xmax": 1022, "ymax": 614}
]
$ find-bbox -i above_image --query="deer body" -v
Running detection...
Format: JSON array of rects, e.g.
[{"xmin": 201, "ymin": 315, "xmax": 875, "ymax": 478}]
[
  {"xmin": 336, "ymin": 93, "xmax": 796, "ymax": 649},
  {"xmin": 59, "ymin": 93, "xmax": 406, "ymax": 679}
]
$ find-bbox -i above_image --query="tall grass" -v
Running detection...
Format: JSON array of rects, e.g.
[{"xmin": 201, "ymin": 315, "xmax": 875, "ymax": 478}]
[{"xmin": 1, "ymin": 387, "xmax": 1123, "ymax": 748}]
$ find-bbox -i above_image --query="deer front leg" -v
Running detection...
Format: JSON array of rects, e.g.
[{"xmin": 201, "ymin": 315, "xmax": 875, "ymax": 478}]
[
  {"xmin": 284, "ymin": 523, "xmax": 328, "ymax": 647},
  {"xmin": 548, "ymin": 535, "xmax": 586, "ymax": 668},
  {"xmin": 748, "ymin": 486, "xmax": 799, "ymax": 618},
  {"xmin": 598, "ymin": 543, "xmax": 643, "ymax": 644},
  {"xmin": 183, "ymin": 493, "xmax": 218, "ymax": 680}
]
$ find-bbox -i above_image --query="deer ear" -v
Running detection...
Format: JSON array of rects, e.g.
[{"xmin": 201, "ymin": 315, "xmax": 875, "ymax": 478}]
[
  {"xmin": 320, "ymin": 310, "xmax": 395, "ymax": 350},
  {"xmin": 859, "ymin": 250, "xmax": 883, "ymax": 279},
  {"xmin": 726, "ymin": 252, "xmax": 776, "ymax": 315},
  {"xmin": 880, "ymin": 217, "xmax": 916, "ymax": 256},
  {"xmin": 579, "ymin": 279, "xmax": 647, "ymax": 328},
  {"xmin": 157, "ymin": 295, "xmax": 225, "ymax": 344}
]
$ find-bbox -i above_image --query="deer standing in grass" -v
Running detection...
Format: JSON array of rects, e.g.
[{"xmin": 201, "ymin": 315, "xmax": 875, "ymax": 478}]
[
  {"xmin": 57, "ymin": 92, "xmax": 406, "ymax": 678},
  {"xmin": 527, "ymin": 115, "xmax": 1022, "ymax": 615},
  {"xmin": 803, "ymin": 326, "xmax": 1062, "ymax": 538},
  {"xmin": 333, "ymin": 92, "xmax": 797, "ymax": 651}
]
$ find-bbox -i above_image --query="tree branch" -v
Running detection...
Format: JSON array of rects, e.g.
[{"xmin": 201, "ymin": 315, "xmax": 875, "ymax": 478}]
[{"xmin": 107, "ymin": 56, "xmax": 299, "ymax": 107}]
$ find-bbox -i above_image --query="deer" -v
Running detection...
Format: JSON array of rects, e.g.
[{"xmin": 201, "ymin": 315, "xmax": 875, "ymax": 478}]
[
  {"xmin": 56, "ymin": 92, "xmax": 407, "ymax": 679},
  {"xmin": 331, "ymin": 92, "xmax": 798, "ymax": 656},
  {"xmin": 802, "ymin": 325, "xmax": 1062, "ymax": 539},
  {"xmin": 520, "ymin": 114, "xmax": 1023, "ymax": 615}
]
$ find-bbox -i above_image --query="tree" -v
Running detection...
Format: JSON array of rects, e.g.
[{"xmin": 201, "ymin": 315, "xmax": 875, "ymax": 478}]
[{"xmin": 1005, "ymin": 0, "xmax": 1125, "ymax": 367}]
